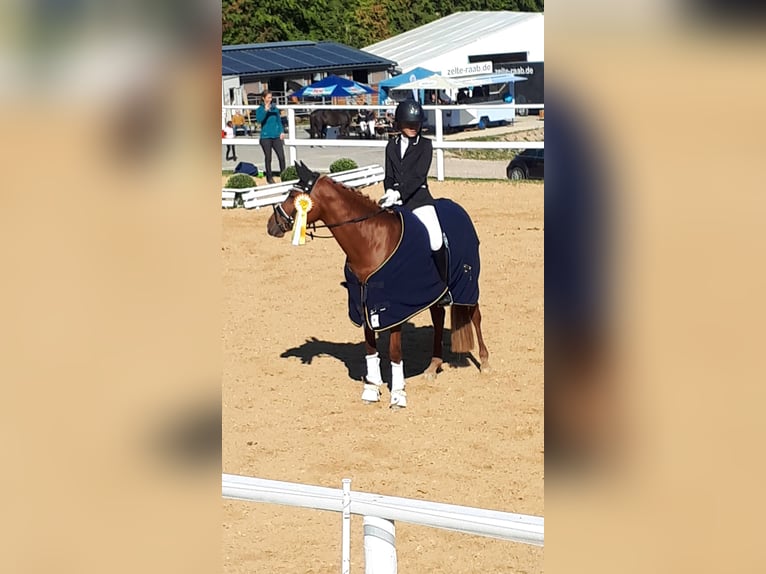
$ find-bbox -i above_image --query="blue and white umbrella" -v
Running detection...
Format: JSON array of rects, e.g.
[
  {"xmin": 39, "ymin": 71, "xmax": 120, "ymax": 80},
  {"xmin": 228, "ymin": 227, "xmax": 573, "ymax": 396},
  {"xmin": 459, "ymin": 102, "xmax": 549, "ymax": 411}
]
[{"xmin": 293, "ymin": 75, "xmax": 377, "ymax": 98}]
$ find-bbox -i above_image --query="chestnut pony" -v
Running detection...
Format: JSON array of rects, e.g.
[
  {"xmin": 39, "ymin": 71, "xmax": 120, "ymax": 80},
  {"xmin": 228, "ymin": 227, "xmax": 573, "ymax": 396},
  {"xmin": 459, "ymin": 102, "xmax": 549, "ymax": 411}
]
[{"xmin": 266, "ymin": 162, "xmax": 489, "ymax": 408}]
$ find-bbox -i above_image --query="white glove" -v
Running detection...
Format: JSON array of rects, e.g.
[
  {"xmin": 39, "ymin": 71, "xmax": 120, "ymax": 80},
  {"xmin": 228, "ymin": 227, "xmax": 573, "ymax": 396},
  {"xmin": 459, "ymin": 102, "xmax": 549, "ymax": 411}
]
[{"xmin": 379, "ymin": 188, "xmax": 401, "ymax": 207}]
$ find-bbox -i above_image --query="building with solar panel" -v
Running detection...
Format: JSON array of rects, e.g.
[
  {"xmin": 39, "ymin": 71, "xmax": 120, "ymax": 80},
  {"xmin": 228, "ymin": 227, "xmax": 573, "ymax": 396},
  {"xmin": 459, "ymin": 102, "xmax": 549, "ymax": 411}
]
[
  {"xmin": 221, "ymin": 11, "xmax": 543, "ymax": 125},
  {"xmin": 222, "ymin": 41, "xmax": 396, "ymax": 112}
]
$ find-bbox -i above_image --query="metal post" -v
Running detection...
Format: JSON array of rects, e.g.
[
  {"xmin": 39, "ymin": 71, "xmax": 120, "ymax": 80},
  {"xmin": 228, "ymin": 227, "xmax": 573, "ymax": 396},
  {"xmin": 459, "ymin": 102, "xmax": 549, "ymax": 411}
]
[
  {"xmin": 341, "ymin": 478, "xmax": 351, "ymax": 574},
  {"xmin": 434, "ymin": 108, "xmax": 445, "ymax": 182},
  {"xmin": 287, "ymin": 108, "xmax": 297, "ymax": 166},
  {"xmin": 364, "ymin": 516, "xmax": 397, "ymax": 574},
  {"xmin": 221, "ymin": 88, "xmax": 227, "ymax": 130}
]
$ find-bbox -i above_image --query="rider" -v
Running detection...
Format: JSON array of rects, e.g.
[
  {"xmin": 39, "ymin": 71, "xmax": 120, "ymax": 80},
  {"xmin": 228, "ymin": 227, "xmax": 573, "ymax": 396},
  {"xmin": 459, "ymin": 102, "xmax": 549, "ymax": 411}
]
[
  {"xmin": 357, "ymin": 107, "xmax": 376, "ymax": 139},
  {"xmin": 380, "ymin": 99, "xmax": 452, "ymax": 307}
]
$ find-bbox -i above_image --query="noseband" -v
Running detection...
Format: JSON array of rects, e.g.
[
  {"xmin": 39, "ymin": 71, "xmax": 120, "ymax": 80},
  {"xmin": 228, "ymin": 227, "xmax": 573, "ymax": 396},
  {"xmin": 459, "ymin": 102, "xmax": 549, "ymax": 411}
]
[
  {"xmin": 272, "ymin": 181, "xmax": 313, "ymax": 234},
  {"xmin": 272, "ymin": 169, "xmax": 319, "ymax": 233},
  {"xmin": 272, "ymin": 200, "xmax": 296, "ymax": 233}
]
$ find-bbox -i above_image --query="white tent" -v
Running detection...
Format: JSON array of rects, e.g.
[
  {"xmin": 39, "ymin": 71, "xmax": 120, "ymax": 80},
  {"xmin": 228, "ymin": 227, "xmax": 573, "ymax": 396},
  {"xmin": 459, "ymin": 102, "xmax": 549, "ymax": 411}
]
[
  {"xmin": 364, "ymin": 11, "xmax": 543, "ymax": 75},
  {"xmin": 395, "ymin": 73, "xmax": 527, "ymax": 91},
  {"xmin": 395, "ymin": 75, "xmax": 464, "ymax": 91}
]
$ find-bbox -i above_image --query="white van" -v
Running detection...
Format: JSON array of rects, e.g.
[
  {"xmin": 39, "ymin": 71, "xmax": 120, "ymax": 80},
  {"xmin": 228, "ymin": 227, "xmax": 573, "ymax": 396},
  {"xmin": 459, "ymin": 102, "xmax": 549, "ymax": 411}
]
[{"xmin": 416, "ymin": 73, "xmax": 526, "ymax": 132}]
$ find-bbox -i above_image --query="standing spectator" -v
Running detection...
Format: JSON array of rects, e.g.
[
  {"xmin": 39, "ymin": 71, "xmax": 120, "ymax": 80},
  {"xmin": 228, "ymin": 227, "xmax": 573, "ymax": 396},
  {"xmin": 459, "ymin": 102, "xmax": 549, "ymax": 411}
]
[
  {"xmin": 255, "ymin": 90, "xmax": 286, "ymax": 184},
  {"xmin": 224, "ymin": 120, "xmax": 237, "ymax": 162}
]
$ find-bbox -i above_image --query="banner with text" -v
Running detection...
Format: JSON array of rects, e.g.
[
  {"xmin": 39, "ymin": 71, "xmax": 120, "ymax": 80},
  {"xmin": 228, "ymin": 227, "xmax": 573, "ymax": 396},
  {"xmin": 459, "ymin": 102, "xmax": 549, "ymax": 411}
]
[{"xmin": 442, "ymin": 61, "xmax": 493, "ymax": 77}]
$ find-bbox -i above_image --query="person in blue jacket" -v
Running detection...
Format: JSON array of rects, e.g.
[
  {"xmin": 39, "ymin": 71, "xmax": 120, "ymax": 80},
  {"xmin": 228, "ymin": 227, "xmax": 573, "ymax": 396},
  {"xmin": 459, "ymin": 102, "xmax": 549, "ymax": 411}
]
[{"xmin": 255, "ymin": 90, "xmax": 286, "ymax": 184}]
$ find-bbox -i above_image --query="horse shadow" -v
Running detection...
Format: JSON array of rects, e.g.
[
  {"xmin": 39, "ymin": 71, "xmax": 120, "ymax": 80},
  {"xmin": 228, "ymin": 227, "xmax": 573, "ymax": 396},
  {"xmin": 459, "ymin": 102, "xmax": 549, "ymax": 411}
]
[{"xmin": 279, "ymin": 321, "xmax": 477, "ymax": 382}]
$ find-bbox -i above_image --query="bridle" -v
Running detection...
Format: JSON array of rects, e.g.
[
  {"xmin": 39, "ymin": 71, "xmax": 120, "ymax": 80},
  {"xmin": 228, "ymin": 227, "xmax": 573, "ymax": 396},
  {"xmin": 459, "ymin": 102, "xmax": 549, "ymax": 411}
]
[
  {"xmin": 272, "ymin": 199, "xmax": 296, "ymax": 234},
  {"xmin": 271, "ymin": 183, "xmax": 388, "ymax": 239}
]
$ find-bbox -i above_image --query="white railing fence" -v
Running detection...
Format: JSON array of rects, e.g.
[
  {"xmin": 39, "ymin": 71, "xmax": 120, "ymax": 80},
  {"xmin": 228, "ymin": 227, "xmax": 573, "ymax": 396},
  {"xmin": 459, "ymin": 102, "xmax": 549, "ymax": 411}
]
[
  {"xmin": 222, "ymin": 164, "xmax": 385, "ymax": 209},
  {"xmin": 222, "ymin": 103, "xmax": 544, "ymax": 181},
  {"xmin": 223, "ymin": 473, "xmax": 544, "ymax": 574}
]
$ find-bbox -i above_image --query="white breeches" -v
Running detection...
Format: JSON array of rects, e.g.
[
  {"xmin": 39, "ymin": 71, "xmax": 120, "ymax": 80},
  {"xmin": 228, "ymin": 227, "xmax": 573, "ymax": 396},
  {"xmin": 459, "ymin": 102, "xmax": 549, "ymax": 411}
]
[
  {"xmin": 412, "ymin": 205, "xmax": 443, "ymax": 251},
  {"xmin": 359, "ymin": 120, "xmax": 375, "ymax": 136}
]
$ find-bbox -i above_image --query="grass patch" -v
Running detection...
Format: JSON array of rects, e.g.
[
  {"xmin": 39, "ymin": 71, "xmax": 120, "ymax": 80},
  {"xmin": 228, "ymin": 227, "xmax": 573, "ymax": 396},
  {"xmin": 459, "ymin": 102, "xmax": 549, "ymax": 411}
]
[
  {"xmin": 450, "ymin": 148, "xmax": 518, "ymax": 161},
  {"xmin": 432, "ymin": 177, "xmax": 508, "ymax": 183},
  {"xmin": 447, "ymin": 134, "xmax": 521, "ymax": 161},
  {"xmin": 430, "ymin": 176, "xmax": 544, "ymax": 184}
]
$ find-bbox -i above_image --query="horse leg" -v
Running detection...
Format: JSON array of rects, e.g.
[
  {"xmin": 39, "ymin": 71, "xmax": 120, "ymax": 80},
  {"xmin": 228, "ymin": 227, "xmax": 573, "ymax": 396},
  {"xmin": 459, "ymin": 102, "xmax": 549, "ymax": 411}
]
[
  {"xmin": 389, "ymin": 326, "xmax": 407, "ymax": 409},
  {"xmin": 361, "ymin": 326, "xmax": 383, "ymax": 403},
  {"xmin": 471, "ymin": 304, "xmax": 491, "ymax": 374},
  {"xmin": 309, "ymin": 113, "xmax": 319, "ymax": 139},
  {"xmin": 424, "ymin": 305, "xmax": 445, "ymax": 381}
]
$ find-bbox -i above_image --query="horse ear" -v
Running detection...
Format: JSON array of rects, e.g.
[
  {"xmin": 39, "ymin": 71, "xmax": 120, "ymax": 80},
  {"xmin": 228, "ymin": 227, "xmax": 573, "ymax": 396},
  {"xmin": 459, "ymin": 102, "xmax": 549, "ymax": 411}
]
[
  {"xmin": 306, "ymin": 162, "xmax": 320, "ymax": 181},
  {"xmin": 296, "ymin": 160, "xmax": 311, "ymax": 182},
  {"xmin": 296, "ymin": 160, "xmax": 318, "ymax": 192},
  {"xmin": 301, "ymin": 161, "xmax": 319, "ymax": 179}
]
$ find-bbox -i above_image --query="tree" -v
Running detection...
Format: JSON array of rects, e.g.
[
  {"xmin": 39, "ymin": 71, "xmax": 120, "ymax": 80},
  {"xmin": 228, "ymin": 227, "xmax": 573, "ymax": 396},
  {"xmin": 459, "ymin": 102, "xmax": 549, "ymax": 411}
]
[
  {"xmin": 222, "ymin": 0, "xmax": 544, "ymax": 47},
  {"xmin": 352, "ymin": 0, "xmax": 390, "ymax": 48},
  {"xmin": 432, "ymin": 0, "xmax": 543, "ymax": 12}
]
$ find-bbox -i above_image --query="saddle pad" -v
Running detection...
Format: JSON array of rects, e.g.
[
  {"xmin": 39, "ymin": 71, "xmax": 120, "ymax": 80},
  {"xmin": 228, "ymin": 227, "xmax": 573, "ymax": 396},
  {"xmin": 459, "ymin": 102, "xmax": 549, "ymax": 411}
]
[{"xmin": 344, "ymin": 199, "xmax": 480, "ymax": 332}]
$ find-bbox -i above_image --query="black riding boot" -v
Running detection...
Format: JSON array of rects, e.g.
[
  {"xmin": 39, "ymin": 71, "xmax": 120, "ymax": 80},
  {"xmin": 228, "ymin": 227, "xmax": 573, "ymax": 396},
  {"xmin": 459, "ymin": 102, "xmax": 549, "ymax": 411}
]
[{"xmin": 433, "ymin": 245, "xmax": 453, "ymax": 306}]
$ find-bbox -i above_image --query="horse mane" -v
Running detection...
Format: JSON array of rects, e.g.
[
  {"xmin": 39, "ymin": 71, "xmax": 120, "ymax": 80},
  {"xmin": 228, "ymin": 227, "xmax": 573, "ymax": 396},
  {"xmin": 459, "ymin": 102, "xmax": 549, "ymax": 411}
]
[{"xmin": 317, "ymin": 174, "xmax": 381, "ymax": 212}]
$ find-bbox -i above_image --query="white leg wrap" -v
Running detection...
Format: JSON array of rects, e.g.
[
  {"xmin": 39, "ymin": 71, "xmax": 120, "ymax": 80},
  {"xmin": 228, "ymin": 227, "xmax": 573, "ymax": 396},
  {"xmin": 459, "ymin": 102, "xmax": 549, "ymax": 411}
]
[
  {"xmin": 361, "ymin": 382, "xmax": 382, "ymax": 403},
  {"xmin": 391, "ymin": 361, "xmax": 405, "ymax": 391},
  {"xmin": 365, "ymin": 352, "xmax": 382, "ymax": 384},
  {"xmin": 389, "ymin": 361, "xmax": 407, "ymax": 408}
]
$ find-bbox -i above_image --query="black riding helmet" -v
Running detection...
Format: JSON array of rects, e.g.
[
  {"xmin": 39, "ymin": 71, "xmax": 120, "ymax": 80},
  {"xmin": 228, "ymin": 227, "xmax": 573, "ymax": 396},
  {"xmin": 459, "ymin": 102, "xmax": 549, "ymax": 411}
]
[{"xmin": 394, "ymin": 99, "xmax": 425, "ymax": 126}]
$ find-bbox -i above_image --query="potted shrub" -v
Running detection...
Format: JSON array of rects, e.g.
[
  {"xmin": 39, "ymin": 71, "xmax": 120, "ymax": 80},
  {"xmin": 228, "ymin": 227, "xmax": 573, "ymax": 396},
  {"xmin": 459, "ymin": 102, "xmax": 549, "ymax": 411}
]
[
  {"xmin": 224, "ymin": 173, "xmax": 256, "ymax": 208},
  {"xmin": 329, "ymin": 158, "xmax": 358, "ymax": 173},
  {"xmin": 280, "ymin": 165, "xmax": 298, "ymax": 181},
  {"xmin": 225, "ymin": 173, "xmax": 256, "ymax": 189}
]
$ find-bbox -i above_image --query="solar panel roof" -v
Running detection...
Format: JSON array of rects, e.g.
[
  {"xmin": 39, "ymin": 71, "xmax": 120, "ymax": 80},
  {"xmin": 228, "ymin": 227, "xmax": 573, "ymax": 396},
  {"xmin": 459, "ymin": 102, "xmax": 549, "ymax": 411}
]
[{"xmin": 222, "ymin": 41, "xmax": 396, "ymax": 79}]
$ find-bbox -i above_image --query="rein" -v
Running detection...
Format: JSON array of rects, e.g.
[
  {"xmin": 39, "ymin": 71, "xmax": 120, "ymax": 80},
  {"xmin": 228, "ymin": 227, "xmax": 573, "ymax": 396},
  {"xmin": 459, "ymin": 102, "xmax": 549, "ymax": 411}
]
[
  {"xmin": 272, "ymin": 183, "xmax": 389, "ymax": 240},
  {"xmin": 307, "ymin": 209, "xmax": 388, "ymax": 239}
]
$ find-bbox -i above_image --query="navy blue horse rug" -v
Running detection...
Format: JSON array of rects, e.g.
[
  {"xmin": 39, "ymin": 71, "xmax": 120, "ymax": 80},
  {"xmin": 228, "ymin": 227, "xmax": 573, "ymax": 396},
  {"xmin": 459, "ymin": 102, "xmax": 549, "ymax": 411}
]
[{"xmin": 345, "ymin": 198, "xmax": 480, "ymax": 332}]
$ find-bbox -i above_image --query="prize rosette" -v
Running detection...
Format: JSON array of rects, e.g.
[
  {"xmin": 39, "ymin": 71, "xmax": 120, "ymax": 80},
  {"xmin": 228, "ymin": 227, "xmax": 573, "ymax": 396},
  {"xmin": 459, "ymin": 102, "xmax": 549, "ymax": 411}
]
[{"xmin": 291, "ymin": 193, "xmax": 314, "ymax": 245}]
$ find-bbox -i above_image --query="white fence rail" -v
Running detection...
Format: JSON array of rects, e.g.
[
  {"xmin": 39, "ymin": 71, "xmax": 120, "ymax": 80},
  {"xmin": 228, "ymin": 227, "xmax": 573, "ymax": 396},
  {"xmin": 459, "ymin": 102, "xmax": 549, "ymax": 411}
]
[
  {"xmin": 222, "ymin": 103, "xmax": 544, "ymax": 181},
  {"xmin": 223, "ymin": 473, "xmax": 544, "ymax": 573},
  {"xmin": 223, "ymin": 164, "xmax": 385, "ymax": 209}
]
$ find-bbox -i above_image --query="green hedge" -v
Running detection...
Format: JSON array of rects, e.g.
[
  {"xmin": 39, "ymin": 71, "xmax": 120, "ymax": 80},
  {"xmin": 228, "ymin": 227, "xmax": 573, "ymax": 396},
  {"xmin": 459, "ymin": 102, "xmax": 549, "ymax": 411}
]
[
  {"xmin": 225, "ymin": 174, "xmax": 256, "ymax": 188},
  {"xmin": 329, "ymin": 158, "xmax": 358, "ymax": 173},
  {"xmin": 280, "ymin": 166, "xmax": 298, "ymax": 181}
]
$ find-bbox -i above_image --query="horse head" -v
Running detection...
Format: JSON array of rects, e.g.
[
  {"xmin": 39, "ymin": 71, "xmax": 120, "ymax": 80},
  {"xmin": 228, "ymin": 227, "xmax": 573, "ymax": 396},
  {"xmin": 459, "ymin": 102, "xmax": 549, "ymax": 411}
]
[{"xmin": 267, "ymin": 161, "xmax": 322, "ymax": 238}]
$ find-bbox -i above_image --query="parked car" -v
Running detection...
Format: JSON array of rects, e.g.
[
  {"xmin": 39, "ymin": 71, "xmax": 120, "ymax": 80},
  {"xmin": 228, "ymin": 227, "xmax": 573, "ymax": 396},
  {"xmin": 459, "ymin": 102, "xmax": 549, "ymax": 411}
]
[{"xmin": 507, "ymin": 148, "xmax": 544, "ymax": 180}]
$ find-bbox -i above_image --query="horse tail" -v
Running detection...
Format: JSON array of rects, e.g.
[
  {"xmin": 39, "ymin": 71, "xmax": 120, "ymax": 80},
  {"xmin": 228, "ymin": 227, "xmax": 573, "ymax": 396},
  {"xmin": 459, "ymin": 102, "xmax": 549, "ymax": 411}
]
[{"xmin": 450, "ymin": 305, "xmax": 475, "ymax": 354}]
